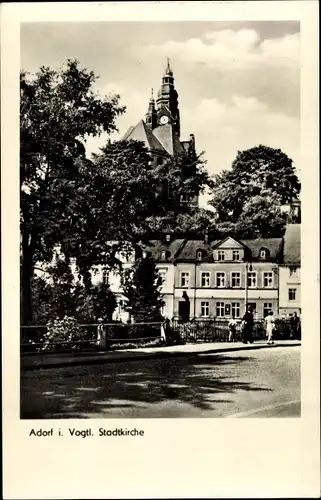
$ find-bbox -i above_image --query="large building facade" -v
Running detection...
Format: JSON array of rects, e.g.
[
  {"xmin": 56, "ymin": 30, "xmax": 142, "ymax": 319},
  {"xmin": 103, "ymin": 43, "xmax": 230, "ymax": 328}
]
[
  {"xmin": 105, "ymin": 227, "xmax": 301, "ymax": 323},
  {"xmin": 145, "ymin": 235, "xmax": 281, "ymax": 321}
]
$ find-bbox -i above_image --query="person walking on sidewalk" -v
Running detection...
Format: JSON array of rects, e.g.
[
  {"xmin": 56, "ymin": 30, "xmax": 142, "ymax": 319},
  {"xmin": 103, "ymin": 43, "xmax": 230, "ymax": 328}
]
[
  {"xmin": 228, "ymin": 316, "xmax": 237, "ymax": 342},
  {"xmin": 242, "ymin": 306, "xmax": 254, "ymax": 344},
  {"xmin": 289, "ymin": 311, "xmax": 300, "ymax": 339},
  {"xmin": 265, "ymin": 310, "xmax": 276, "ymax": 345}
]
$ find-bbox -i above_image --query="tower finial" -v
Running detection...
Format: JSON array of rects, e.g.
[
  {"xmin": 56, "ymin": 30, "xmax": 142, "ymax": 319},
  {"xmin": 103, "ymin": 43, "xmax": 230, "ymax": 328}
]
[{"xmin": 164, "ymin": 57, "xmax": 173, "ymax": 76}]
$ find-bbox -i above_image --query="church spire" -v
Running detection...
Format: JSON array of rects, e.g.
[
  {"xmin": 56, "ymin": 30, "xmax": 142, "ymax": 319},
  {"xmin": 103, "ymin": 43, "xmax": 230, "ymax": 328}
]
[
  {"xmin": 164, "ymin": 57, "xmax": 173, "ymax": 76},
  {"xmin": 148, "ymin": 88, "xmax": 154, "ymax": 107},
  {"xmin": 145, "ymin": 88, "xmax": 157, "ymax": 128}
]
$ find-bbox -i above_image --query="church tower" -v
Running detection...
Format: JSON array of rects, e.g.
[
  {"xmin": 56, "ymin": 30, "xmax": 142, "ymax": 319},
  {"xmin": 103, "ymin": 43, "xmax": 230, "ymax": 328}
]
[
  {"xmin": 122, "ymin": 60, "xmax": 199, "ymax": 208},
  {"xmin": 156, "ymin": 58, "xmax": 180, "ymax": 138}
]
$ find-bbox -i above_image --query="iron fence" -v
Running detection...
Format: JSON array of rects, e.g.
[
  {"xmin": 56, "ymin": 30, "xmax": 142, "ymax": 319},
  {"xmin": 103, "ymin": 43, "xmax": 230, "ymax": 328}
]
[
  {"xmin": 20, "ymin": 322, "xmax": 164, "ymax": 354},
  {"xmin": 169, "ymin": 317, "xmax": 299, "ymax": 344},
  {"xmin": 20, "ymin": 317, "xmax": 300, "ymax": 354}
]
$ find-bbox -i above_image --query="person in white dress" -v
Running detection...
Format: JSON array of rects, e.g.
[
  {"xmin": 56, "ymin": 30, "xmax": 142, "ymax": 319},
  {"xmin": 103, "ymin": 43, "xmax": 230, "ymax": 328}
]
[
  {"xmin": 228, "ymin": 316, "xmax": 237, "ymax": 342},
  {"xmin": 265, "ymin": 310, "xmax": 275, "ymax": 344}
]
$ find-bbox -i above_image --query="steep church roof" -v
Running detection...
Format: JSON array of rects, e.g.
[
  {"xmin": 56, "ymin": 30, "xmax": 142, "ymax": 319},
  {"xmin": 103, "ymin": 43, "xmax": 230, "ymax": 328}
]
[
  {"xmin": 122, "ymin": 120, "xmax": 184, "ymax": 156},
  {"xmin": 153, "ymin": 123, "xmax": 184, "ymax": 155},
  {"xmin": 122, "ymin": 119, "xmax": 167, "ymax": 154}
]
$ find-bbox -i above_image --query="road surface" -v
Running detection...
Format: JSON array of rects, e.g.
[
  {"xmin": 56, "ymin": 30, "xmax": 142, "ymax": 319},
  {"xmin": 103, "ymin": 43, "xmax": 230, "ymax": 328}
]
[{"xmin": 21, "ymin": 346, "xmax": 300, "ymax": 418}]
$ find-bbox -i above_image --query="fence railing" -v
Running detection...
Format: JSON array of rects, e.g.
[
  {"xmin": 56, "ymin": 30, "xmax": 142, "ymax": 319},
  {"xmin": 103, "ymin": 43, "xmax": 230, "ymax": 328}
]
[
  {"xmin": 168, "ymin": 317, "xmax": 300, "ymax": 344},
  {"xmin": 20, "ymin": 322, "xmax": 164, "ymax": 354},
  {"xmin": 20, "ymin": 317, "xmax": 300, "ymax": 354}
]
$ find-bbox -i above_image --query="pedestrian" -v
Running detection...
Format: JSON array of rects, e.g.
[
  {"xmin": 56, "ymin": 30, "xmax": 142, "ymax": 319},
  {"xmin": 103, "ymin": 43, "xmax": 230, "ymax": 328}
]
[
  {"xmin": 289, "ymin": 311, "xmax": 300, "ymax": 339},
  {"xmin": 242, "ymin": 306, "xmax": 254, "ymax": 344},
  {"xmin": 161, "ymin": 317, "xmax": 170, "ymax": 344},
  {"xmin": 228, "ymin": 316, "xmax": 237, "ymax": 342},
  {"xmin": 265, "ymin": 310, "xmax": 276, "ymax": 345},
  {"xmin": 97, "ymin": 318, "xmax": 108, "ymax": 349}
]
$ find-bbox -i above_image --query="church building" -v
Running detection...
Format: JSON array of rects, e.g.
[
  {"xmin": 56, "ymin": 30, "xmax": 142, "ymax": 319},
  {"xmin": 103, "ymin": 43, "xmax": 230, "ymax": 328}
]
[{"xmin": 122, "ymin": 59, "xmax": 198, "ymax": 207}]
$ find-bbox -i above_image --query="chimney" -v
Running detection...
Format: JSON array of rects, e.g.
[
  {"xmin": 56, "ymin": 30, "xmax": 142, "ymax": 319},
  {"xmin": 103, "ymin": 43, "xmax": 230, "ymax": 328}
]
[
  {"xmin": 204, "ymin": 229, "xmax": 209, "ymax": 244},
  {"xmin": 165, "ymin": 234, "xmax": 171, "ymax": 243}
]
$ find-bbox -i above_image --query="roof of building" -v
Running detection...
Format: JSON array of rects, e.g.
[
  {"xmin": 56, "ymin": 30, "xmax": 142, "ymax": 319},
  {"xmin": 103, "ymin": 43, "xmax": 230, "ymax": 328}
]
[
  {"xmin": 122, "ymin": 120, "xmax": 184, "ymax": 156},
  {"xmin": 122, "ymin": 120, "xmax": 168, "ymax": 154},
  {"xmin": 240, "ymin": 238, "xmax": 283, "ymax": 261},
  {"xmin": 175, "ymin": 239, "xmax": 220, "ymax": 262},
  {"xmin": 282, "ymin": 224, "xmax": 301, "ymax": 265},
  {"xmin": 150, "ymin": 236, "xmax": 283, "ymax": 262},
  {"xmin": 144, "ymin": 238, "xmax": 186, "ymax": 262},
  {"xmin": 151, "ymin": 123, "xmax": 184, "ymax": 155}
]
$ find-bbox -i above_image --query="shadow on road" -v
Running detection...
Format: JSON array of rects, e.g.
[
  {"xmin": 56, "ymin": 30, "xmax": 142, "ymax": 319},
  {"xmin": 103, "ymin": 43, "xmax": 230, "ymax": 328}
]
[{"xmin": 21, "ymin": 353, "xmax": 274, "ymax": 419}]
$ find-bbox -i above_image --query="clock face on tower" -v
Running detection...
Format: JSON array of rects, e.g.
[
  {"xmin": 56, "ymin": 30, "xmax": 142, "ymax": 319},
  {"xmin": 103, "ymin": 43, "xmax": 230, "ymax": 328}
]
[{"xmin": 159, "ymin": 115, "xmax": 169, "ymax": 125}]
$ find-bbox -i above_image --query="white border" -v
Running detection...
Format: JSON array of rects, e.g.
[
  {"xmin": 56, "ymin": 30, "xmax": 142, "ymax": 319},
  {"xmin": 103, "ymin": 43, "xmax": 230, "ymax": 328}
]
[{"xmin": 2, "ymin": 2, "xmax": 320, "ymax": 499}]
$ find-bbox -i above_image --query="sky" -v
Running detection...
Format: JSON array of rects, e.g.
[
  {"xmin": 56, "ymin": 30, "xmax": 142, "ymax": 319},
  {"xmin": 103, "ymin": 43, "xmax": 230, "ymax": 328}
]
[{"xmin": 21, "ymin": 21, "xmax": 300, "ymax": 206}]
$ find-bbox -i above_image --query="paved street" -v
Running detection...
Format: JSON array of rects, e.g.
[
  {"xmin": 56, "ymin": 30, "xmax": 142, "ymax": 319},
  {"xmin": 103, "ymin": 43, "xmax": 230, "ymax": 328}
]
[{"xmin": 21, "ymin": 346, "xmax": 300, "ymax": 418}]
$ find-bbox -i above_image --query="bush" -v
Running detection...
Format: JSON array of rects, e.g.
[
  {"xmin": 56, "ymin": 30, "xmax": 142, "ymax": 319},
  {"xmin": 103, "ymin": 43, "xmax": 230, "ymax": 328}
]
[
  {"xmin": 274, "ymin": 318, "xmax": 291, "ymax": 339},
  {"xmin": 41, "ymin": 316, "xmax": 91, "ymax": 352}
]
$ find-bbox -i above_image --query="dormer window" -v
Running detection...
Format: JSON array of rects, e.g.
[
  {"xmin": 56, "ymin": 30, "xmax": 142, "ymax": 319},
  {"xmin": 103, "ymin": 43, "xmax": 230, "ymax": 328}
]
[
  {"xmin": 260, "ymin": 248, "xmax": 269, "ymax": 259},
  {"xmin": 161, "ymin": 250, "xmax": 170, "ymax": 260},
  {"xmin": 196, "ymin": 250, "xmax": 203, "ymax": 260}
]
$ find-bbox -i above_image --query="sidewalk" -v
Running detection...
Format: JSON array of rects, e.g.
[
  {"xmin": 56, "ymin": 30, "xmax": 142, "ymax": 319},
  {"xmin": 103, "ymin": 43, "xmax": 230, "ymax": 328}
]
[{"xmin": 21, "ymin": 340, "xmax": 301, "ymax": 370}]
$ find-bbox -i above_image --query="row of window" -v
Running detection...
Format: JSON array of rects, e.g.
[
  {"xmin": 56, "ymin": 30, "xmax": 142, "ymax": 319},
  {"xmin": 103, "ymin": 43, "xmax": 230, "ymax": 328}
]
[
  {"xmin": 118, "ymin": 289, "xmax": 297, "ymax": 313},
  {"xmin": 169, "ymin": 271, "xmax": 275, "ymax": 288},
  {"xmin": 160, "ymin": 248, "xmax": 269, "ymax": 261},
  {"xmin": 200, "ymin": 302, "xmax": 274, "ymax": 318}
]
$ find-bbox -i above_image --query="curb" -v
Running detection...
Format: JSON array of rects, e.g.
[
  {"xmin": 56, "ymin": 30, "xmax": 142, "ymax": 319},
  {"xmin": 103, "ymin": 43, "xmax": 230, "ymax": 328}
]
[{"xmin": 21, "ymin": 342, "xmax": 301, "ymax": 371}]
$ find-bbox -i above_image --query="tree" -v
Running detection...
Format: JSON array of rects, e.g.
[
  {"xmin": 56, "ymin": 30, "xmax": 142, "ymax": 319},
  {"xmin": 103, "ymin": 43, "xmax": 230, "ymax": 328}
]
[
  {"xmin": 30, "ymin": 275, "xmax": 54, "ymax": 324},
  {"xmin": 31, "ymin": 262, "xmax": 117, "ymax": 325},
  {"xmin": 21, "ymin": 61, "xmax": 213, "ymax": 324},
  {"xmin": 64, "ymin": 141, "xmax": 214, "ymax": 284},
  {"xmin": 20, "ymin": 59, "xmax": 125, "ymax": 323},
  {"xmin": 209, "ymin": 145, "xmax": 300, "ymax": 237},
  {"xmin": 153, "ymin": 150, "xmax": 212, "ymax": 214},
  {"xmin": 31, "ymin": 254, "xmax": 77, "ymax": 323},
  {"xmin": 92, "ymin": 281, "xmax": 117, "ymax": 323},
  {"xmin": 122, "ymin": 255, "xmax": 164, "ymax": 323},
  {"xmin": 141, "ymin": 149, "xmax": 214, "ymax": 235},
  {"xmin": 63, "ymin": 139, "xmax": 160, "ymax": 286}
]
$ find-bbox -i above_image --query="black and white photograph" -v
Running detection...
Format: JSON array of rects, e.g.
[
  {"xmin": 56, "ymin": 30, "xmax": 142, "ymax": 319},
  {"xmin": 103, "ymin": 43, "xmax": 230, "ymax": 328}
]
[
  {"xmin": 20, "ymin": 19, "xmax": 303, "ymax": 419},
  {"xmin": 2, "ymin": 2, "xmax": 320, "ymax": 499}
]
